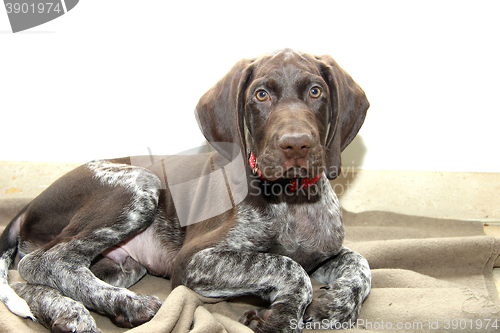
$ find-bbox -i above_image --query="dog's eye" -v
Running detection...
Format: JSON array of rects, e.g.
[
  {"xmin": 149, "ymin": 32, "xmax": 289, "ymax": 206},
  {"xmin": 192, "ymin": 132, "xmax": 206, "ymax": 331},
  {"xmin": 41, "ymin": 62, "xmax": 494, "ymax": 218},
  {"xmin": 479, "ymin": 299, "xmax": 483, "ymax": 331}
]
[
  {"xmin": 255, "ymin": 90, "xmax": 270, "ymax": 102},
  {"xmin": 309, "ymin": 87, "xmax": 322, "ymax": 99}
]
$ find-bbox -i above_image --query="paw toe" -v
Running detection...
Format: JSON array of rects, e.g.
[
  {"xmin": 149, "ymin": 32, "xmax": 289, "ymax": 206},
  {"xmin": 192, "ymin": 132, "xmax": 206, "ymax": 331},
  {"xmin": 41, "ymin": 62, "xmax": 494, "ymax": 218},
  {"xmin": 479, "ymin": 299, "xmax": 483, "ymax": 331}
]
[
  {"xmin": 49, "ymin": 304, "xmax": 101, "ymax": 333},
  {"xmin": 239, "ymin": 308, "xmax": 275, "ymax": 332},
  {"xmin": 111, "ymin": 294, "xmax": 161, "ymax": 328},
  {"xmin": 239, "ymin": 309, "xmax": 259, "ymax": 326},
  {"xmin": 51, "ymin": 323, "xmax": 73, "ymax": 333}
]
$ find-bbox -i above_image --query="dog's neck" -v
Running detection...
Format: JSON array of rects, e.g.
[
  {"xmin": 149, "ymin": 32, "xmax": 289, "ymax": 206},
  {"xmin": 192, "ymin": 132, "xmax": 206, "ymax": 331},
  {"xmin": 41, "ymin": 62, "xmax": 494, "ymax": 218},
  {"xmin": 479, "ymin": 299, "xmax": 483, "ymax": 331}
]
[{"xmin": 247, "ymin": 151, "xmax": 325, "ymax": 203}]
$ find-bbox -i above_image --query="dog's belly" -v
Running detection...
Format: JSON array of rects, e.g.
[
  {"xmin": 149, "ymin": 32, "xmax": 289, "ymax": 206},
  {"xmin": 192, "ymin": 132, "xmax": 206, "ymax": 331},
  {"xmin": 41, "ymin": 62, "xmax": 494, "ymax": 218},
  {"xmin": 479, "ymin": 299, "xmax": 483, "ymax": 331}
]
[{"xmin": 102, "ymin": 221, "xmax": 180, "ymax": 277}]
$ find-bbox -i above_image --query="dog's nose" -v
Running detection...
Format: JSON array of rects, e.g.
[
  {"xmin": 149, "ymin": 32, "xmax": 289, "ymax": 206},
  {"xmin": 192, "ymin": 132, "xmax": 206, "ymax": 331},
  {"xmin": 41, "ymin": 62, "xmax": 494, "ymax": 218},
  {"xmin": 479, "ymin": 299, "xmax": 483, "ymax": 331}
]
[{"xmin": 279, "ymin": 133, "xmax": 312, "ymax": 159}]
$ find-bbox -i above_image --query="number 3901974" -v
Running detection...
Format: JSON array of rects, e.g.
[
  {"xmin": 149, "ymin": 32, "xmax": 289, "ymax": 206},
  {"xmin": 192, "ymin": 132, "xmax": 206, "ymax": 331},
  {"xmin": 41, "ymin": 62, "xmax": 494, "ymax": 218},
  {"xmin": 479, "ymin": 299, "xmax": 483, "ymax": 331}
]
[{"xmin": 5, "ymin": 2, "xmax": 62, "ymax": 14}]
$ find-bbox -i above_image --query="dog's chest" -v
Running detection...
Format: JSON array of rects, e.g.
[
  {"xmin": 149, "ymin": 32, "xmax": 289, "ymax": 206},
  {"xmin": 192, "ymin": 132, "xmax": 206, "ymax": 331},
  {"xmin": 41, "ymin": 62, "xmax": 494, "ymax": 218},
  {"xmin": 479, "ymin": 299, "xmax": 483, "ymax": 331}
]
[
  {"xmin": 268, "ymin": 199, "xmax": 344, "ymax": 267},
  {"xmin": 225, "ymin": 185, "xmax": 345, "ymax": 270}
]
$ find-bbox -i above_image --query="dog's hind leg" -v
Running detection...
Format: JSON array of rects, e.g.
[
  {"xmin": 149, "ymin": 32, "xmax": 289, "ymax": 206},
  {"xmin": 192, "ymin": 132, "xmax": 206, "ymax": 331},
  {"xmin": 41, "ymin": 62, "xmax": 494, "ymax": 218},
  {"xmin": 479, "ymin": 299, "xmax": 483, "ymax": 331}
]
[
  {"xmin": 12, "ymin": 282, "xmax": 101, "ymax": 333},
  {"xmin": 17, "ymin": 218, "xmax": 162, "ymax": 329},
  {"xmin": 16, "ymin": 161, "xmax": 163, "ymax": 329},
  {"xmin": 90, "ymin": 255, "xmax": 147, "ymax": 288},
  {"xmin": 305, "ymin": 246, "xmax": 371, "ymax": 327}
]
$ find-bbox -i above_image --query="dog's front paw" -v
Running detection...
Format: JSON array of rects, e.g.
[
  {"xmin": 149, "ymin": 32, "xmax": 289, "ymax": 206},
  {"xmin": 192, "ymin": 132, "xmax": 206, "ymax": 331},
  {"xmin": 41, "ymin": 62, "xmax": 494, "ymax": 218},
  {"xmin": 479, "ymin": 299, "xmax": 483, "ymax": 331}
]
[
  {"xmin": 49, "ymin": 302, "xmax": 101, "ymax": 333},
  {"xmin": 239, "ymin": 302, "xmax": 306, "ymax": 333},
  {"xmin": 304, "ymin": 284, "xmax": 361, "ymax": 326},
  {"xmin": 110, "ymin": 293, "xmax": 162, "ymax": 328}
]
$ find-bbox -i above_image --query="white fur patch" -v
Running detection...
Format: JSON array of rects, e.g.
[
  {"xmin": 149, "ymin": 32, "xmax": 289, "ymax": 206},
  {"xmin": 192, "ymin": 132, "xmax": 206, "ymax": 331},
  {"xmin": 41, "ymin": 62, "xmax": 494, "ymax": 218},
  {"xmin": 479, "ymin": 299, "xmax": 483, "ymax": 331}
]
[
  {"xmin": 0, "ymin": 284, "xmax": 35, "ymax": 320},
  {"xmin": 86, "ymin": 160, "xmax": 160, "ymax": 203},
  {"xmin": 0, "ymin": 253, "xmax": 35, "ymax": 320}
]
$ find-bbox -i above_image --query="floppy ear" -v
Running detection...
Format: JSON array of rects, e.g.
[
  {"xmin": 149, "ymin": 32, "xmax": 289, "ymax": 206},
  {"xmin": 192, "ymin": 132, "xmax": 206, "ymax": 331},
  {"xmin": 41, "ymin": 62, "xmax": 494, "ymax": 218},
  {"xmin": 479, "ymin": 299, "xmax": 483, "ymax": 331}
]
[
  {"xmin": 316, "ymin": 55, "xmax": 370, "ymax": 180},
  {"xmin": 195, "ymin": 58, "xmax": 255, "ymax": 160}
]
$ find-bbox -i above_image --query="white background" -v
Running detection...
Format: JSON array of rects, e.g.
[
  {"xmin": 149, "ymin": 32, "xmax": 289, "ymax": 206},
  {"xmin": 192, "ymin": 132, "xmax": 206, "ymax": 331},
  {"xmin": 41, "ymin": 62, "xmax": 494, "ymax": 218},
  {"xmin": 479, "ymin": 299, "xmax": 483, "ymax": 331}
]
[{"xmin": 1, "ymin": 0, "xmax": 499, "ymax": 172}]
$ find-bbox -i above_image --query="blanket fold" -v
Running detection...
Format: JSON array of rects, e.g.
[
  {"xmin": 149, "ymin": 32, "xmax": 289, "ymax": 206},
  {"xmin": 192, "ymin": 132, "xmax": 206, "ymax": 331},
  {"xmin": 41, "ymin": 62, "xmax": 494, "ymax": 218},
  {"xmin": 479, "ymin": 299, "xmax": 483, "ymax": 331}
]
[{"xmin": 127, "ymin": 285, "xmax": 252, "ymax": 333}]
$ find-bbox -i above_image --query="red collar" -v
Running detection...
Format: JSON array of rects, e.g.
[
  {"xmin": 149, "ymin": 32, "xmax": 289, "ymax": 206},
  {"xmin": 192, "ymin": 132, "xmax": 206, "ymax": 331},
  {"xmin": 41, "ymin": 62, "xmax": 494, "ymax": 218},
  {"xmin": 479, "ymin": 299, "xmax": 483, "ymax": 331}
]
[{"xmin": 248, "ymin": 152, "xmax": 322, "ymax": 191}]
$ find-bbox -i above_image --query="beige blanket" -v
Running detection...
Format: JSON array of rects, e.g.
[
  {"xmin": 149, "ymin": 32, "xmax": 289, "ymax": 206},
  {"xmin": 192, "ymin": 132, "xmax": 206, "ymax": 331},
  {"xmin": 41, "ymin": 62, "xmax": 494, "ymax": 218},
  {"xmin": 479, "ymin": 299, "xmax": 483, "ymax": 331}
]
[{"xmin": 1, "ymin": 198, "xmax": 499, "ymax": 332}]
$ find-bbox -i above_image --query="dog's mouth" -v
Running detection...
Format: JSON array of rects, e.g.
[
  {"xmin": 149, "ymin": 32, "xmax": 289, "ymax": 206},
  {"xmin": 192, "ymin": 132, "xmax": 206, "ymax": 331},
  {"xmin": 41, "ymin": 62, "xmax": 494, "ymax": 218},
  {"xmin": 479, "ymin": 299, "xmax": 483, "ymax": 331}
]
[
  {"xmin": 256, "ymin": 162, "xmax": 324, "ymax": 181},
  {"xmin": 281, "ymin": 165, "xmax": 312, "ymax": 179}
]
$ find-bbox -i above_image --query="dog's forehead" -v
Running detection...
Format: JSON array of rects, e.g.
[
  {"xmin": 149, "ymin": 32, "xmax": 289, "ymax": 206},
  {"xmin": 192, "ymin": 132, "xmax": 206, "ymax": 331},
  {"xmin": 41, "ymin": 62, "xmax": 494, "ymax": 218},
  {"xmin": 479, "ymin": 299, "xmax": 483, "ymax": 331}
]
[{"xmin": 254, "ymin": 51, "xmax": 320, "ymax": 82}]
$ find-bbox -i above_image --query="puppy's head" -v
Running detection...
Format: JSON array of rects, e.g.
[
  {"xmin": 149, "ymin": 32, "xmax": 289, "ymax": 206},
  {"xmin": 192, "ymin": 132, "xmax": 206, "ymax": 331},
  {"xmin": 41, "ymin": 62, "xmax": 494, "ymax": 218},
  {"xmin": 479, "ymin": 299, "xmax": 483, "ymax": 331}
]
[{"xmin": 195, "ymin": 49, "xmax": 369, "ymax": 180}]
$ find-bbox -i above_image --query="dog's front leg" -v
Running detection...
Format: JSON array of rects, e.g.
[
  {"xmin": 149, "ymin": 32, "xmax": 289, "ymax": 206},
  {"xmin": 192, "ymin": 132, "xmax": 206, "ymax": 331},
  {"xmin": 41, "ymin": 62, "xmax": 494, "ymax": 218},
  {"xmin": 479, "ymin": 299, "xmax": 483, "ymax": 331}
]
[
  {"xmin": 174, "ymin": 248, "xmax": 313, "ymax": 333},
  {"xmin": 305, "ymin": 246, "xmax": 371, "ymax": 328}
]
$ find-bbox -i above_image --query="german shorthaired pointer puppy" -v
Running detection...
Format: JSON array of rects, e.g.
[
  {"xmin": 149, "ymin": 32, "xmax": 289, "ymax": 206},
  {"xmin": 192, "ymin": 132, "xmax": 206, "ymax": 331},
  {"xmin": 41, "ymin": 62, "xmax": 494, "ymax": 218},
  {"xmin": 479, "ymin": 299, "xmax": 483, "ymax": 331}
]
[{"xmin": 0, "ymin": 49, "xmax": 371, "ymax": 333}]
